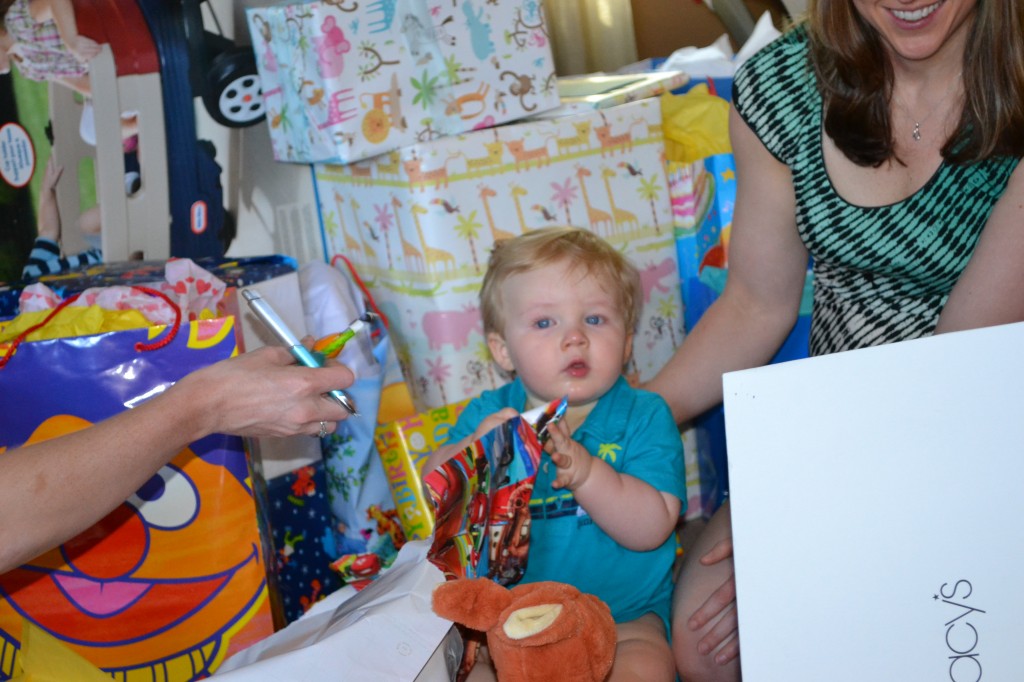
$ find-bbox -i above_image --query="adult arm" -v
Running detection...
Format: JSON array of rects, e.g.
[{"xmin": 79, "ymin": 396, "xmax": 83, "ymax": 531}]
[
  {"xmin": 937, "ymin": 162, "xmax": 1024, "ymax": 332},
  {"xmin": 0, "ymin": 346, "xmax": 354, "ymax": 573},
  {"xmin": 663, "ymin": 107, "xmax": 808, "ymax": 675},
  {"xmin": 645, "ymin": 106, "xmax": 809, "ymax": 424}
]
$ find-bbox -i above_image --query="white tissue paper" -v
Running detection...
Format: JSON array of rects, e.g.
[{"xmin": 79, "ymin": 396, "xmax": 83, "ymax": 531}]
[{"xmin": 213, "ymin": 540, "xmax": 459, "ymax": 681}]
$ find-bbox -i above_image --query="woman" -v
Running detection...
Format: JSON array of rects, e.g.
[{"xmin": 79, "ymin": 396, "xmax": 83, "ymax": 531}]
[{"xmin": 648, "ymin": 0, "xmax": 1024, "ymax": 679}]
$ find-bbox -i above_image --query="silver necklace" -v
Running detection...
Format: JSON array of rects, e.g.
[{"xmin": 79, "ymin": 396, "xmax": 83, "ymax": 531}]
[{"xmin": 892, "ymin": 71, "xmax": 963, "ymax": 142}]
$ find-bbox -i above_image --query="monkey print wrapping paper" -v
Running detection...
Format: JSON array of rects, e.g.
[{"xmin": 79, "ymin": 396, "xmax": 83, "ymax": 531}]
[{"xmin": 245, "ymin": 0, "xmax": 560, "ymax": 165}]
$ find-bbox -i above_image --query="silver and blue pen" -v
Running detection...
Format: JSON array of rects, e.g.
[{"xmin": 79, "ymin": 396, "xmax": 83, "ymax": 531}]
[{"xmin": 241, "ymin": 288, "xmax": 359, "ymax": 416}]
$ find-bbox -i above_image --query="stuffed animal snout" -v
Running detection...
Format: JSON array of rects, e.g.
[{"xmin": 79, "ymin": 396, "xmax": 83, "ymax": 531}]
[{"xmin": 432, "ymin": 578, "xmax": 616, "ymax": 682}]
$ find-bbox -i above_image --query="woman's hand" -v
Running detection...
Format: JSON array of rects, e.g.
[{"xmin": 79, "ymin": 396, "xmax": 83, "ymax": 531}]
[
  {"xmin": 688, "ymin": 537, "xmax": 740, "ymax": 665},
  {"xmin": 178, "ymin": 345, "xmax": 355, "ymax": 440}
]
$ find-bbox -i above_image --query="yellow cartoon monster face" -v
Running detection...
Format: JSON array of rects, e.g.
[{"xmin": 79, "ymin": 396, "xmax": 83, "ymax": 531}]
[{"xmin": 0, "ymin": 415, "xmax": 271, "ymax": 679}]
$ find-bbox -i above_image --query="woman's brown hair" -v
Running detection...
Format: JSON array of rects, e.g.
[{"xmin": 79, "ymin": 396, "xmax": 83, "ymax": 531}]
[{"xmin": 806, "ymin": 0, "xmax": 1024, "ymax": 166}]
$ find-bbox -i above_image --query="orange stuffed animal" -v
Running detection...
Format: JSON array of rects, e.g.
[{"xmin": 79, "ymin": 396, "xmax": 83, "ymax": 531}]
[{"xmin": 432, "ymin": 578, "xmax": 616, "ymax": 682}]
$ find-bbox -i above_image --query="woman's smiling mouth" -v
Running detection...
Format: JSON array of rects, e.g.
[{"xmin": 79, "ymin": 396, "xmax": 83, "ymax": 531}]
[{"xmin": 891, "ymin": 0, "xmax": 944, "ymax": 23}]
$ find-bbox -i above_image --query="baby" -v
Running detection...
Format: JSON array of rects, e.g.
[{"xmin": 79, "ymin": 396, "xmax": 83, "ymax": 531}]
[{"xmin": 430, "ymin": 226, "xmax": 685, "ymax": 681}]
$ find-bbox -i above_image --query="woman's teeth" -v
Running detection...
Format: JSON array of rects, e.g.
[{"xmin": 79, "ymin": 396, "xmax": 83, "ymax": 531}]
[{"xmin": 892, "ymin": 1, "xmax": 941, "ymax": 22}]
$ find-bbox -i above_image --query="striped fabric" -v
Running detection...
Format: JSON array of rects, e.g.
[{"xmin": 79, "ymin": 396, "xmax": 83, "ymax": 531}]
[
  {"xmin": 733, "ymin": 26, "xmax": 1020, "ymax": 355},
  {"xmin": 22, "ymin": 238, "xmax": 103, "ymax": 280}
]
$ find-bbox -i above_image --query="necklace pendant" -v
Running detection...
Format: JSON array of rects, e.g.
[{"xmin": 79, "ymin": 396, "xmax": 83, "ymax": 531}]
[{"xmin": 912, "ymin": 122, "xmax": 922, "ymax": 142}]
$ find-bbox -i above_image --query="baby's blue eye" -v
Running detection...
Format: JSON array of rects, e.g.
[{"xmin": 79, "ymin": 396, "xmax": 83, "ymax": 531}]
[
  {"xmin": 585, "ymin": 315, "xmax": 603, "ymax": 325},
  {"xmin": 535, "ymin": 318, "xmax": 552, "ymax": 329}
]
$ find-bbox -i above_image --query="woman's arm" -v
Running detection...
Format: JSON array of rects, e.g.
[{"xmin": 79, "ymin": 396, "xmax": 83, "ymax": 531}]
[
  {"xmin": 646, "ymin": 106, "xmax": 809, "ymax": 424},
  {"xmin": 662, "ymin": 106, "xmax": 808, "ymax": 674},
  {"xmin": 937, "ymin": 162, "xmax": 1024, "ymax": 332},
  {"xmin": 0, "ymin": 346, "xmax": 354, "ymax": 573}
]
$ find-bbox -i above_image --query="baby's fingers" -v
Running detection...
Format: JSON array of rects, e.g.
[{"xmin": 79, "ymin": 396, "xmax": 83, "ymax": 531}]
[
  {"xmin": 472, "ymin": 408, "xmax": 518, "ymax": 441},
  {"xmin": 549, "ymin": 449, "xmax": 572, "ymax": 470},
  {"xmin": 545, "ymin": 419, "xmax": 572, "ymax": 452}
]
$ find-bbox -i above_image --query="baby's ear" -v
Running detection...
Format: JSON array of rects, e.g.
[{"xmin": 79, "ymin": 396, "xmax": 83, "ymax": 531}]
[
  {"xmin": 486, "ymin": 332, "xmax": 516, "ymax": 373},
  {"xmin": 432, "ymin": 578, "xmax": 512, "ymax": 632}
]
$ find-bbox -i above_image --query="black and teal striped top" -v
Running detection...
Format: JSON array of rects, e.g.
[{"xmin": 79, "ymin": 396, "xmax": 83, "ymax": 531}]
[{"xmin": 733, "ymin": 26, "xmax": 1020, "ymax": 355}]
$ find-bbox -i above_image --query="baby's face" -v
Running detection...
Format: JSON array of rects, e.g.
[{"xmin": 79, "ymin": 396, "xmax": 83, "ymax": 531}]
[{"xmin": 488, "ymin": 259, "xmax": 632, "ymax": 408}]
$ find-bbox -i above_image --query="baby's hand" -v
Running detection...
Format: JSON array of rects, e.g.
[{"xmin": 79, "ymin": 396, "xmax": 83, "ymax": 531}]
[
  {"xmin": 423, "ymin": 408, "xmax": 518, "ymax": 475},
  {"xmin": 545, "ymin": 419, "xmax": 593, "ymax": 491},
  {"xmin": 470, "ymin": 407, "xmax": 519, "ymax": 443},
  {"xmin": 68, "ymin": 35, "xmax": 101, "ymax": 63}
]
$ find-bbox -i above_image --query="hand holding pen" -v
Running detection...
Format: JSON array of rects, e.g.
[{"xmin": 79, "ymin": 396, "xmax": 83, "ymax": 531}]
[{"xmin": 242, "ymin": 289, "xmax": 361, "ymax": 416}]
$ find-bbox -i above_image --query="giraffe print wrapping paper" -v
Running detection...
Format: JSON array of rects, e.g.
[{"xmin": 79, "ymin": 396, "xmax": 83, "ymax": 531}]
[
  {"xmin": 314, "ymin": 97, "xmax": 685, "ymax": 413},
  {"xmin": 245, "ymin": 0, "xmax": 560, "ymax": 165}
]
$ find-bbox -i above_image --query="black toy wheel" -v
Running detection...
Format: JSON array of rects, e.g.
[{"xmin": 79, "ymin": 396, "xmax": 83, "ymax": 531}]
[{"xmin": 203, "ymin": 49, "xmax": 265, "ymax": 128}]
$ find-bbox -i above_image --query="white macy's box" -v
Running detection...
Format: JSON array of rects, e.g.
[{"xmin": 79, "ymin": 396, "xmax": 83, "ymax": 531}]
[{"xmin": 725, "ymin": 322, "xmax": 1024, "ymax": 682}]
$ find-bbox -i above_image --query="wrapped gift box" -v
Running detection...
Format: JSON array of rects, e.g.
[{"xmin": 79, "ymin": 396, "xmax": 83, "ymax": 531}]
[
  {"xmin": 315, "ymin": 96, "xmax": 684, "ymax": 411},
  {"xmin": 246, "ymin": 0, "xmax": 560, "ymax": 165},
  {"xmin": 375, "ymin": 399, "xmax": 470, "ymax": 540},
  {"xmin": 259, "ymin": 461, "xmax": 344, "ymax": 626}
]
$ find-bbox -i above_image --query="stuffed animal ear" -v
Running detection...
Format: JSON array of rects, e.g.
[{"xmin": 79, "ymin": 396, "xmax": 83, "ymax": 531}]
[{"xmin": 432, "ymin": 578, "xmax": 514, "ymax": 632}]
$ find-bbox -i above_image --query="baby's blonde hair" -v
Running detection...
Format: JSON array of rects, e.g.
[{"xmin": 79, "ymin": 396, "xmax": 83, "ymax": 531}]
[{"xmin": 479, "ymin": 226, "xmax": 642, "ymax": 336}]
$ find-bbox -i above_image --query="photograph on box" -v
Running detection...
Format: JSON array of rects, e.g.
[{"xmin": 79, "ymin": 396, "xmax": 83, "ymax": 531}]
[
  {"xmin": 316, "ymin": 97, "xmax": 684, "ymax": 412},
  {"xmin": 1, "ymin": 0, "xmax": 255, "ymax": 289}
]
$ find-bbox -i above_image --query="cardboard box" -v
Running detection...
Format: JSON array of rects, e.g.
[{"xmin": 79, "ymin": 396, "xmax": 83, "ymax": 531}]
[
  {"xmin": 630, "ymin": 0, "xmax": 788, "ymax": 58},
  {"xmin": 725, "ymin": 322, "xmax": 1024, "ymax": 680},
  {"xmin": 315, "ymin": 96, "xmax": 684, "ymax": 411},
  {"xmin": 245, "ymin": 0, "xmax": 560, "ymax": 165}
]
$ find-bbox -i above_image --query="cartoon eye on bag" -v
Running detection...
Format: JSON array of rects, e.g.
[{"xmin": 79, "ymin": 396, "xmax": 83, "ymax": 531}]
[{"xmin": 127, "ymin": 464, "xmax": 200, "ymax": 530}]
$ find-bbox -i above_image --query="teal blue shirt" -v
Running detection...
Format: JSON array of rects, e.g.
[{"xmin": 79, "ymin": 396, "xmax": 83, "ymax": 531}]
[{"xmin": 448, "ymin": 376, "xmax": 686, "ymax": 627}]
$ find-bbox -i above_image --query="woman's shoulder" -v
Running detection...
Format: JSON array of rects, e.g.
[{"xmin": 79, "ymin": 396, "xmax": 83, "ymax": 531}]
[
  {"xmin": 734, "ymin": 23, "xmax": 818, "ymax": 163},
  {"xmin": 735, "ymin": 23, "xmax": 814, "ymax": 100},
  {"xmin": 738, "ymin": 24, "xmax": 808, "ymax": 74}
]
